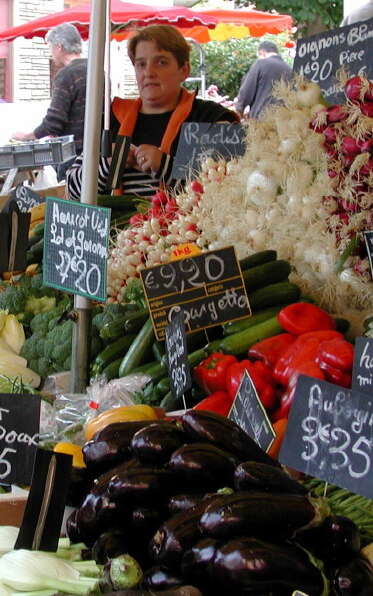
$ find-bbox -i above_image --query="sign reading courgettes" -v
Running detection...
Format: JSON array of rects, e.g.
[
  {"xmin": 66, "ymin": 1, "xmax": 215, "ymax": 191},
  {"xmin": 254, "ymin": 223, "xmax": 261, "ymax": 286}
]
[
  {"xmin": 43, "ymin": 197, "xmax": 110, "ymax": 301},
  {"xmin": 140, "ymin": 246, "xmax": 251, "ymax": 341}
]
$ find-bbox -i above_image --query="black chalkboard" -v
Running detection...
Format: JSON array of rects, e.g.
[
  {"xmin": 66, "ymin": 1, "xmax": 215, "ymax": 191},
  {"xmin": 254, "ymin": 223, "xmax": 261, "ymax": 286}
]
[
  {"xmin": 171, "ymin": 122, "xmax": 246, "ymax": 179},
  {"xmin": 279, "ymin": 375, "xmax": 373, "ymax": 499},
  {"xmin": 293, "ymin": 17, "xmax": 373, "ymax": 104},
  {"xmin": 140, "ymin": 246, "xmax": 251, "ymax": 340},
  {"xmin": 229, "ymin": 371, "xmax": 275, "ymax": 452},
  {"xmin": 43, "ymin": 197, "xmax": 110, "ymax": 302},
  {"xmin": 352, "ymin": 337, "xmax": 373, "ymax": 394},
  {"xmin": 0, "ymin": 203, "xmax": 30, "ymax": 273},
  {"xmin": 0, "ymin": 393, "xmax": 40, "ymax": 486},
  {"xmin": 6, "ymin": 184, "xmax": 44, "ymax": 213},
  {"xmin": 364, "ymin": 231, "xmax": 373, "ymax": 280},
  {"xmin": 165, "ymin": 311, "xmax": 192, "ymax": 406}
]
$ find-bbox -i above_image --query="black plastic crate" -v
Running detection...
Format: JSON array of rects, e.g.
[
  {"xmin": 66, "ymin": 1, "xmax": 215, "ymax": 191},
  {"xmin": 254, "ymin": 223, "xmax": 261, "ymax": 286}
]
[{"xmin": 0, "ymin": 136, "xmax": 76, "ymax": 171}]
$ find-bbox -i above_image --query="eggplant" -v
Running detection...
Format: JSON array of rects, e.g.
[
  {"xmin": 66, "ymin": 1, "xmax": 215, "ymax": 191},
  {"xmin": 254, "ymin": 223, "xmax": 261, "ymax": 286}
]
[
  {"xmin": 332, "ymin": 556, "xmax": 373, "ymax": 595},
  {"xmin": 168, "ymin": 443, "xmax": 238, "ymax": 490},
  {"xmin": 83, "ymin": 421, "xmax": 160, "ymax": 474},
  {"xmin": 131, "ymin": 422, "xmax": 188, "ymax": 465},
  {"xmin": 91, "ymin": 530, "xmax": 132, "ymax": 564},
  {"xmin": 141, "ymin": 566, "xmax": 183, "ymax": 591},
  {"xmin": 180, "ymin": 410, "xmax": 279, "ymax": 467},
  {"xmin": 66, "ymin": 465, "xmax": 95, "ymax": 507},
  {"xmin": 181, "ymin": 538, "xmax": 220, "ymax": 590},
  {"xmin": 199, "ymin": 491, "xmax": 326, "ymax": 541},
  {"xmin": 107, "ymin": 467, "xmax": 175, "ymax": 506},
  {"xmin": 149, "ymin": 495, "xmax": 223, "ymax": 569},
  {"xmin": 131, "ymin": 506, "xmax": 166, "ymax": 540},
  {"xmin": 103, "ymin": 587, "xmax": 203, "ymax": 596},
  {"xmin": 168, "ymin": 494, "xmax": 205, "ymax": 515},
  {"xmin": 234, "ymin": 461, "xmax": 308, "ymax": 495},
  {"xmin": 297, "ymin": 515, "xmax": 361, "ymax": 567},
  {"xmin": 65, "ymin": 507, "xmax": 84, "ymax": 544},
  {"xmin": 208, "ymin": 536, "xmax": 326, "ymax": 595}
]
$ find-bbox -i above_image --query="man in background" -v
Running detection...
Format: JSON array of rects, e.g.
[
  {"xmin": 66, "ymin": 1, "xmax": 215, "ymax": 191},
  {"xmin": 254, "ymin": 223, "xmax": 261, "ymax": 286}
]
[
  {"xmin": 235, "ymin": 40, "xmax": 292, "ymax": 120},
  {"xmin": 341, "ymin": 1, "xmax": 373, "ymax": 25},
  {"xmin": 12, "ymin": 23, "xmax": 87, "ymax": 178}
]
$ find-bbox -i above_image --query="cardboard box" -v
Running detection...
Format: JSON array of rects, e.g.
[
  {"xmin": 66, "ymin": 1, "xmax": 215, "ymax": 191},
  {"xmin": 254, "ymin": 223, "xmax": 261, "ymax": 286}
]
[{"xmin": 0, "ymin": 495, "xmax": 27, "ymax": 527}]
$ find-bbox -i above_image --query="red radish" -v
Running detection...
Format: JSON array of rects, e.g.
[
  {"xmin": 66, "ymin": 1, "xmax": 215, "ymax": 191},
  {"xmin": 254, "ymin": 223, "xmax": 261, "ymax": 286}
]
[
  {"xmin": 341, "ymin": 136, "xmax": 361, "ymax": 156},
  {"xmin": 186, "ymin": 223, "xmax": 197, "ymax": 232},
  {"xmin": 323, "ymin": 126, "xmax": 338, "ymax": 144},
  {"xmin": 190, "ymin": 180, "xmax": 204, "ymax": 193},
  {"xmin": 129, "ymin": 213, "xmax": 147, "ymax": 226},
  {"xmin": 344, "ymin": 75, "xmax": 366, "ymax": 102},
  {"xmin": 327, "ymin": 104, "xmax": 347, "ymax": 123},
  {"xmin": 360, "ymin": 102, "xmax": 373, "ymax": 118}
]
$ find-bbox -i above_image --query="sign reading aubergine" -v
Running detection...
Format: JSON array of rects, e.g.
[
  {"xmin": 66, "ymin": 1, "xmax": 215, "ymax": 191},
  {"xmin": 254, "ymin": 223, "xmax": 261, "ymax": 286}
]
[
  {"xmin": 171, "ymin": 122, "xmax": 246, "ymax": 179},
  {"xmin": 140, "ymin": 246, "xmax": 251, "ymax": 341},
  {"xmin": 279, "ymin": 375, "xmax": 373, "ymax": 500},
  {"xmin": 43, "ymin": 197, "xmax": 110, "ymax": 302},
  {"xmin": 293, "ymin": 17, "xmax": 373, "ymax": 104}
]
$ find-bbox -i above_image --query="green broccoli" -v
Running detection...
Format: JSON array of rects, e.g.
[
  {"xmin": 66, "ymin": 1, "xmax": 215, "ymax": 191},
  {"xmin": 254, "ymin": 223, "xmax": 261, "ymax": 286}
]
[{"xmin": 0, "ymin": 274, "xmax": 60, "ymax": 324}]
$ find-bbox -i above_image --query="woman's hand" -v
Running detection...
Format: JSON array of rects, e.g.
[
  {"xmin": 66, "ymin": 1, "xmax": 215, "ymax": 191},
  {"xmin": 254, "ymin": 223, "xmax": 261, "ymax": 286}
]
[{"xmin": 134, "ymin": 144, "xmax": 162, "ymax": 176}]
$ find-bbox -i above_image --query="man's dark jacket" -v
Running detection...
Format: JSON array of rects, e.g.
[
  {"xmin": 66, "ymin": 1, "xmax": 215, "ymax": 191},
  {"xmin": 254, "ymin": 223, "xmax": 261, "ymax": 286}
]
[{"xmin": 235, "ymin": 54, "xmax": 292, "ymax": 119}]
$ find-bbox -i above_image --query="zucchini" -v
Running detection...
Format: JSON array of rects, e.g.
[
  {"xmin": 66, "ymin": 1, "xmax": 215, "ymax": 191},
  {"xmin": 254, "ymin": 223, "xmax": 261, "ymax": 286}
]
[
  {"xmin": 223, "ymin": 307, "xmax": 283, "ymax": 336},
  {"xmin": 215, "ymin": 316, "xmax": 283, "ymax": 355},
  {"xmin": 242, "ymin": 260, "xmax": 291, "ymax": 292},
  {"xmin": 157, "ymin": 377, "xmax": 171, "ymax": 395},
  {"xmin": 99, "ymin": 309, "xmax": 147, "ymax": 341},
  {"xmin": 92, "ymin": 333, "xmax": 136, "ymax": 375},
  {"xmin": 152, "ymin": 341, "xmax": 166, "ymax": 362},
  {"xmin": 31, "ymin": 222, "xmax": 45, "ymax": 239},
  {"xmin": 119, "ymin": 317, "xmax": 155, "ymax": 377},
  {"xmin": 102, "ymin": 357, "xmax": 123, "ymax": 381},
  {"xmin": 160, "ymin": 391, "xmax": 180, "ymax": 412},
  {"xmin": 133, "ymin": 347, "xmax": 206, "ymax": 384},
  {"xmin": 26, "ymin": 238, "xmax": 44, "ymax": 264},
  {"xmin": 248, "ymin": 281, "xmax": 301, "ymax": 311},
  {"xmin": 97, "ymin": 194, "xmax": 140, "ymax": 210},
  {"xmin": 124, "ymin": 309, "xmax": 149, "ymax": 333},
  {"xmin": 239, "ymin": 250, "xmax": 277, "ymax": 271}
]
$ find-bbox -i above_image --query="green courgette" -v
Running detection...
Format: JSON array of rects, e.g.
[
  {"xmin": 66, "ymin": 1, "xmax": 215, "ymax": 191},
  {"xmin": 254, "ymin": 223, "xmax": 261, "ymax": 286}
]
[
  {"xmin": 152, "ymin": 341, "xmax": 166, "ymax": 362},
  {"xmin": 248, "ymin": 281, "xmax": 301, "ymax": 311},
  {"xmin": 99, "ymin": 309, "xmax": 147, "ymax": 341},
  {"xmin": 156, "ymin": 377, "xmax": 171, "ymax": 395},
  {"xmin": 124, "ymin": 309, "xmax": 149, "ymax": 333},
  {"xmin": 215, "ymin": 316, "xmax": 283, "ymax": 355},
  {"xmin": 92, "ymin": 333, "xmax": 136, "ymax": 375},
  {"xmin": 242, "ymin": 259, "xmax": 291, "ymax": 292},
  {"xmin": 239, "ymin": 250, "xmax": 277, "ymax": 271},
  {"xmin": 222, "ymin": 306, "xmax": 283, "ymax": 336},
  {"xmin": 31, "ymin": 222, "xmax": 45, "ymax": 239},
  {"xmin": 119, "ymin": 317, "xmax": 155, "ymax": 377},
  {"xmin": 102, "ymin": 357, "xmax": 123, "ymax": 381},
  {"xmin": 160, "ymin": 391, "xmax": 180, "ymax": 412}
]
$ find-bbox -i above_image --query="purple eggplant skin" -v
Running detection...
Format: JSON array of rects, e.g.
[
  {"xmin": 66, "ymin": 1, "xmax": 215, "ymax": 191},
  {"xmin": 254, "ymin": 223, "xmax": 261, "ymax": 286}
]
[
  {"xmin": 141, "ymin": 566, "xmax": 184, "ymax": 591},
  {"xmin": 297, "ymin": 515, "xmax": 361, "ymax": 567},
  {"xmin": 168, "ymin": 443, "xmax": 239, "ymax": 490},
  {"xmin": 66, "ymin": 508, "xmax": 84, "ymax": 544},
  {"xmin": 149, "ymin": 495, "xmax": 224, "ymax": 570},
  {"xmin": 199, "ymin": 491, "xmax": 324, "ymax": 541},
  {"xmin": 180, "ymin": 410, "xmax": 280, "ymax": 468},
  {"xmin": 107, "ymin": 467, "xmax": 176, "ymax": 506},
  {"xmin": 91, "ymin": 530, "xmax": 132, "ymax": 564},
  {"xmin": 208, "ymin": 537, "xmax": 325, "ymax": 595},
  {"xmin": 234, "ymin": 461, "xmax": 308, "ymax": 495},
  {"xmin": 102, "ymin": 587, "xmax": 203, "ymax": 596},
  {"xmin": 181, "ymin": 538, "xmax": 220, "ymax": 590},
  {"xmin": 168, "ymin": 494, "xmax": 206, "ymax": 515},
  {"xmin": 130, "ymin": 422, "xmax": 188, "ymax": 465},
  {"xmin": 332, "ymin": 556, "xmax": 373, "ymax": 595},
  {"xmin": 83, "ymin": 421, "xmax": 161, "ymax": 474}
]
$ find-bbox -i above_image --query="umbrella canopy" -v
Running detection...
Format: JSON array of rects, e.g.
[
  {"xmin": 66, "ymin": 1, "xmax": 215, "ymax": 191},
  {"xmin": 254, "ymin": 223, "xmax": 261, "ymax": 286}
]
[{"xmin": 0, "ymin": 0, "xmax": 217, "ymax": 42}]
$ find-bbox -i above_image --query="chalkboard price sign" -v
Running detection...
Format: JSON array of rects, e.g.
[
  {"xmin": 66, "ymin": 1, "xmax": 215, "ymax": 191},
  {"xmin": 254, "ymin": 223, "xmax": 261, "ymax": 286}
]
[
  {"xmin": 293, "ymin": 17, "xmax": 373, "ymax": 104},
  {"xmin": 229, "ymin": 371, "xmax": 275, "ymax": 452},
  {"xmin": 165, "ymin": 311, "xmax": 192, "ymax": 403},
  {"xmin": 0, "ymin": 393, "xmax": 40, "ymax": 486},
  {"xmin": 171, "ymin": 122, "xmax": 246, "ymax": 179},
  {"xmin": 43, "ymin": 197, "xmax": 110, "ymax": 302},
  {"xmin": 7, "ymin": 184, "xmax": 44, "ymax": 213},
  {"xmin": 364, "ymin": 231, "xmax": 373, "ymax": 280},
  {"xmin": 140, "ymin": 246, "xmax": 251, "ymax": 340},
  {"xmin": 279, "ymin": 375, "xmax": 373, "ymax": 499},
  {"xmin": 352, "ymin": 337, "xmax": 373, "ymax": 395}
]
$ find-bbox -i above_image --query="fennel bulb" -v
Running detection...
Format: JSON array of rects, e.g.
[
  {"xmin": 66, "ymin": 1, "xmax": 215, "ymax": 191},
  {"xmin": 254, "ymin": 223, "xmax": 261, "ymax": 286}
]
[
  {"xmin": 0, "ymin": 549, "xmax": 97, "ymax": 595},
  {"xmin": 0, "ymin": 526, "xmax": 19, "ymax": 555}
]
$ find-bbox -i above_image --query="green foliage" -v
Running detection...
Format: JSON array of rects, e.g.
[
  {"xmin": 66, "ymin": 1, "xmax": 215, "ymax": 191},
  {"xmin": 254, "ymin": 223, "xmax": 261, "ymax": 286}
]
[
  {"xmin": 188, "ymin": 32, "xmax": 292, "ymax": 101},
  {"xmin": 238, "ymin": 0, "xmax": 343, "ymax": 35}
]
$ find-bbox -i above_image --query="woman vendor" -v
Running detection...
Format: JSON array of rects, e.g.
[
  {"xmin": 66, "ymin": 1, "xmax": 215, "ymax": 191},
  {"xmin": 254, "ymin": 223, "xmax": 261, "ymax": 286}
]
[{"xmin": 67, "ymin": 24, "xmax": 239, "ymax": 199}]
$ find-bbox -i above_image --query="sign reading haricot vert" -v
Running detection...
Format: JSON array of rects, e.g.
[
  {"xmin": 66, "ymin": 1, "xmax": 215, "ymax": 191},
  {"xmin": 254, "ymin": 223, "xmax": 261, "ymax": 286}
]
[
  {"xmin": 140, "ymin": 246, "xmax": 251, "ymax": 341},
  {"xmin": 43, "ymin": 197, "xmax": 110, "ymax": 302},
  {"xmin": 279, "ymin": 375, "xmax": 373, "ymax": 499},
  {"xmin": 0, "ymin": 394, "xmax": 40, "ymax": 485},
  {"xmin": 293, "ymin": 17, "xmax": 373, "ymax": 104}
]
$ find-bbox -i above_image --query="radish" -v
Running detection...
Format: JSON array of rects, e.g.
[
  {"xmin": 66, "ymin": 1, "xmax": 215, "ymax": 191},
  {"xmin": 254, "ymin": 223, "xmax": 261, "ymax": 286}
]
[{"xmin": 190, "ymin": 180, "xmax": 204, "ymax": 194}]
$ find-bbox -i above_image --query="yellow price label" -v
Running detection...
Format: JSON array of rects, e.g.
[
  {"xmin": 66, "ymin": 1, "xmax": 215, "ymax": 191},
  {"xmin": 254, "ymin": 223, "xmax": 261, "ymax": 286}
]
[{"xmin": 170, "ymin": 243, "xmax": 201, "ymax": 261}]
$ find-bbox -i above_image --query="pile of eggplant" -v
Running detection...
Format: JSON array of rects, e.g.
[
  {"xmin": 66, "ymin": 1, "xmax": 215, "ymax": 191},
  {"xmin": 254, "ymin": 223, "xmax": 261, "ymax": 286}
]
[{"xmin": 67, "ymin": 411, "xmax": 373, "ymax": 596}]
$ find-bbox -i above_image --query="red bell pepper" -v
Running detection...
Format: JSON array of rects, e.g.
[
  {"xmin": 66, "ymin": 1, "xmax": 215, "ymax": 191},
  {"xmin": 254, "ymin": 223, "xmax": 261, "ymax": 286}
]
[
  {"xmin": 193, "ymin": 391, "xmax": 233, "ymax": 417},
  {"xmin": 226, "ymin": 359, "xmax": 277, "ymax": 411},
  {"xmin": 274, "ymin": 360, "xmax": 326, "ymax": 420},
  {"xmin": 316, "ymin": 337, "xmax": 354, "ymax": 372},
  {"xmin": 278, "ymin": 302, "xmax": 336, "ymax": 335},
  {"xmin": 248, "ymin": 333, "xmax": 296, "ymax": 368},
  {"xmin": 193, "ymin": 352, "xmax": 237, "ymax": 393},
  {"xmin": 318, "ymin": 361, "xmax": 352, "ymax": 388},
  {"xmin": 273, "ymin": 329, "xmax": 343, "ymax": 386}
]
